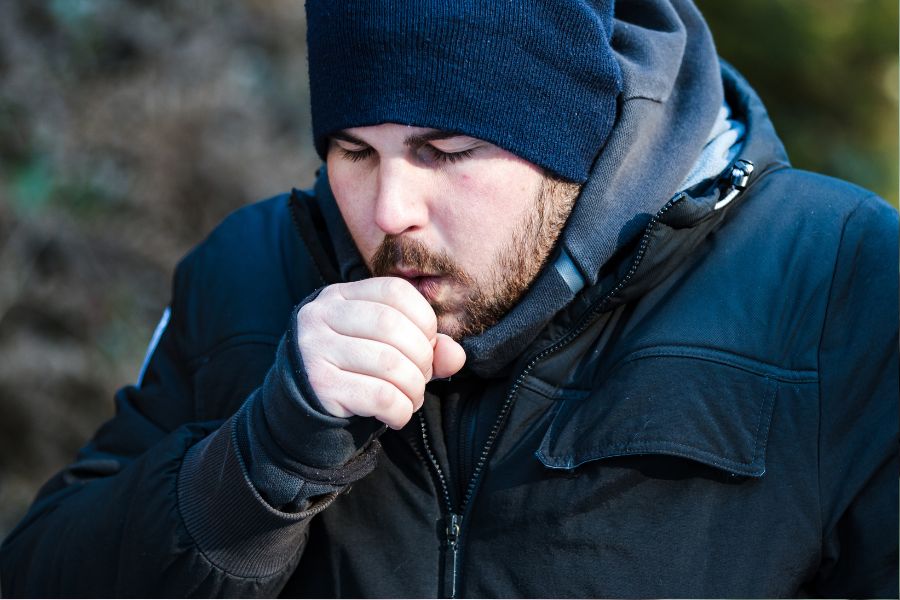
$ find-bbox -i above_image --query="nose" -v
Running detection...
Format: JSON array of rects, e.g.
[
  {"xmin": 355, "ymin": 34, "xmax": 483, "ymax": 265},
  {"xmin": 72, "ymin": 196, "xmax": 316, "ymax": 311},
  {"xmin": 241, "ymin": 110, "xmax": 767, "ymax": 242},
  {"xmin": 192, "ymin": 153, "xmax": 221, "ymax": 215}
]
[{"xmin": 373, "ymin": 158, "xmax": 430, "ymax": 236}]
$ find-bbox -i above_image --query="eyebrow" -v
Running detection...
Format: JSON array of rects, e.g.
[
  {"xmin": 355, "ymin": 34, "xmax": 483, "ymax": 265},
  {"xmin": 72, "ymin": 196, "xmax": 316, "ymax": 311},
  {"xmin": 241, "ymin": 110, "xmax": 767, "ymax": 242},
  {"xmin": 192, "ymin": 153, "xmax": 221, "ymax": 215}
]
[{"xmin": 330, "ymin": 129, "xmax": 469, "ymax": 148}]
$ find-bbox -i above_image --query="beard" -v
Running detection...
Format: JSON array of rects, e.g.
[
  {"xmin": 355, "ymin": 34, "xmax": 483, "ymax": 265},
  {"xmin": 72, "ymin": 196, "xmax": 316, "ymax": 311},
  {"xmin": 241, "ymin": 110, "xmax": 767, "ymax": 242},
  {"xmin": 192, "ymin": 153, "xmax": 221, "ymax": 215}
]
[{"xmin": 370, "ymin": 176, "xmax": 580, "ymax": 340}]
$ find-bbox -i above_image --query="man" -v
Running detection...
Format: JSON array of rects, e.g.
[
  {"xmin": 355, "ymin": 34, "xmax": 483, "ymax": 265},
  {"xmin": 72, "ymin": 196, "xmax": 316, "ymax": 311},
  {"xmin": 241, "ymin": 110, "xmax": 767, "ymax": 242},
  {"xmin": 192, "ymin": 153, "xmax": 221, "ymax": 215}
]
[{"xmin": 1, "ymin": 0, "xmax": 897, "ymax": 597}]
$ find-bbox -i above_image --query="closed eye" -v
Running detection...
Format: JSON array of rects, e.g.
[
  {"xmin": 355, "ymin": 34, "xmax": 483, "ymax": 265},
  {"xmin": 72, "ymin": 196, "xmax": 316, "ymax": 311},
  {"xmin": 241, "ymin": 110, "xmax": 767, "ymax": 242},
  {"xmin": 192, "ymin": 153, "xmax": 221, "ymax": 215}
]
[
  {"xmin": 417, "ymin": 144, "xmax": 475, "ymax": 166},
  {"xmin": 337, "ymin": 145, "xmax": 375, "ymax": 163},
  {"xmin": 329, "ymin": 132, "xmax": 481, "ymax": 165}
]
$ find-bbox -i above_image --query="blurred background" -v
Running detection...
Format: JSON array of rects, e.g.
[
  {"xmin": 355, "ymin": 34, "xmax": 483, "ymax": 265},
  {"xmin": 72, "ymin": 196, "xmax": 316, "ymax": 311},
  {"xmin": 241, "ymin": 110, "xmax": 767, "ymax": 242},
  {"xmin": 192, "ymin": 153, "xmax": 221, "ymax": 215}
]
[{"xmin": 0, "ymin": 0, "xmax": 897, "ymax": 539}]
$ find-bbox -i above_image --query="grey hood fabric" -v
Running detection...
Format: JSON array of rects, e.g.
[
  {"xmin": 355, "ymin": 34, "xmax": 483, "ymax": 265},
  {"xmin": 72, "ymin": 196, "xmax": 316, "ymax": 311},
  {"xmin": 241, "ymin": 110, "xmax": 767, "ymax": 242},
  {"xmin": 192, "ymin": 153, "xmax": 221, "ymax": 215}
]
[{"xmin": 314, "ymin": 0, "xmax": 729, "ymax": 377}]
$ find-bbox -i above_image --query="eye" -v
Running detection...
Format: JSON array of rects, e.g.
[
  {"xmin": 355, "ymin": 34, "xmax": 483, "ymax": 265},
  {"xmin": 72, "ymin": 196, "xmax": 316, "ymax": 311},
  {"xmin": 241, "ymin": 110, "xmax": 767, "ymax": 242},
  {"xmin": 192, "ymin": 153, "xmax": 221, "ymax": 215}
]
[
  {"xmin": 337, "ymin": 145, "xmax": 375, "ymax": 163},
  {"xmin": 417, "ymin": 144, "xmax": 475, "ymax": 166},
  {"xmin": 331, "ymin": 137, "xmax": 375, "ymax": 163}
]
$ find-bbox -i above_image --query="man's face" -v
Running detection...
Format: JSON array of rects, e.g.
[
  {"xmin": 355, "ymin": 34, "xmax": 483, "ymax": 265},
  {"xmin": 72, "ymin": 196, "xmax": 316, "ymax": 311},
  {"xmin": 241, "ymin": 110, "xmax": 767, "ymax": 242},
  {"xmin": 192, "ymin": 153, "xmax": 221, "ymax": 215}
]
[{"xmin": 327, "ymin": 123, "xmax": 580, "ymax": 340}]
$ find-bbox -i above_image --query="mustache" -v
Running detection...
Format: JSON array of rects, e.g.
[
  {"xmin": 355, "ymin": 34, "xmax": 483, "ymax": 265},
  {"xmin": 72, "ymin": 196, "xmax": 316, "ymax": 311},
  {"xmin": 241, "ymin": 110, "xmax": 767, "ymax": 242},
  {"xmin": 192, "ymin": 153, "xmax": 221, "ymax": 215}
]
[{"xmin": 370, "ymin": 235, "xmax": 471, "ymax": 284}]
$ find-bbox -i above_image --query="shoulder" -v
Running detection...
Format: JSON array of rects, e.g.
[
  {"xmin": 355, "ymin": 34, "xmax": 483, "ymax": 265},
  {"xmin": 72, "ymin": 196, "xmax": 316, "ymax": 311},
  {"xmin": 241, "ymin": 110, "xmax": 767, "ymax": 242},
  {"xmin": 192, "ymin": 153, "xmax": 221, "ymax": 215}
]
[
  {"xmin": 647, "ymin": 167, "xmax": 896, "ymax": 372},
  {"xmin": 743, "ymin": 167, "xmax": 896, "ymax": 226},
  {"xmin": 171, "ymin": 192, "xmax": 326, "ymax": 359},
  {"xmin": 736, "ymin": 167, "xmax": 898, "ymax": 292},
  {"xmin": 728, "ymin": 167, "xmax": 896, "ymax": 269}
]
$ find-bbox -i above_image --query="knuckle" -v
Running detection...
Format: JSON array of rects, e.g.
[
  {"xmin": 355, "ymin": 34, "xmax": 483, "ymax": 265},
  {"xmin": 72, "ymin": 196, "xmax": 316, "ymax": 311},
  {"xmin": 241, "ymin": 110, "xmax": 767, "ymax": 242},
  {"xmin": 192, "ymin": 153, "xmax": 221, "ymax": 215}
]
[
  {"xmin": 297, "ymin": 301, "xmax": 325, "ymax": 330},
  {"xmin": 315, "ymin": 287, "xmax": 333, "ymax": 303},
  {"xmin": 411, "ymin": 376, "xmax": 426, "ymax": 401},
  {"xmin": 296, "ymin": 302, "xmax": 313, "ymax": 326},
  {"xmin": 373, "ymin": 381, "xmax": 398, "ymax": 412},
  {"xmin": 425, "ymin": 311, "xmax": 438, "ymax": 334},
  {"xmin": 374, "ymin": 305, "xmax": 399, "ymax": 332},
  {"xmin": 383, "ymin": 399, "xmax": 413, "ymax": 430},
  {"xmin": 395, "ymin": 403, "xmax": 414, "ymax": 428},
  {"xmin": 296, "ymin": 327, "xmax": 314, "ymax": 355},
  {"xmin": 375, "ymin": 346, "xmax": 400, "ymax": 374},
  {"xmin": 319, "ymin": 283, "xmax": 342, "ymax": 300},
  {"xmin": 419, "ymin": 338, "xmax": 435, "ymax": 366},
  {"xmin": 305, "ymin": 359, "xmax": 334, "ymax": 398},
  {"xmin": 384, "ymin": 277, "xmax": 410, "ymax": 298},
  {"xmin": 296, "ymin": 316, "xmax": 325, "ymax": 352}
]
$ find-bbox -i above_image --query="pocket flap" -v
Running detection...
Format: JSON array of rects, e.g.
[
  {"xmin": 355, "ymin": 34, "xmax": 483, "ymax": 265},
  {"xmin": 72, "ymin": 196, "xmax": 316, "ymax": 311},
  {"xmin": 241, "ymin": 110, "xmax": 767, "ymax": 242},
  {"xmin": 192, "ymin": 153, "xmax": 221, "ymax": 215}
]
[{"xmin": 535, "ymin": 352, "xmax": 779, "ymax": 477}]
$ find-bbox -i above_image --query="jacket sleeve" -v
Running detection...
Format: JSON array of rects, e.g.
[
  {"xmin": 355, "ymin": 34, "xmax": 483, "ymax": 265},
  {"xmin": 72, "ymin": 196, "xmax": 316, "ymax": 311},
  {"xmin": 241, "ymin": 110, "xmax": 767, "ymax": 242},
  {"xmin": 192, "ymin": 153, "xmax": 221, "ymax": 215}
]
[
  {"xmin": 0, "ymin": 266, "xmax": 380, "ymax": 597},
  {"xmin": 812, "ymin": 195, "xmax": 899, "ymax": 598}
]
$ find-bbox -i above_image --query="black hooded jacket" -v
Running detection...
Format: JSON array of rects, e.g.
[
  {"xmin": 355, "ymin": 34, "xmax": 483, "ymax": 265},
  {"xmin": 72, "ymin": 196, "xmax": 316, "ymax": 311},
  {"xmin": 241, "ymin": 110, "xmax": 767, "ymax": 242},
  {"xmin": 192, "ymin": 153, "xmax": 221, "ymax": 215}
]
[{"xmin": 2, "ymin": 1, "xmax": 898, "ymax": 597}]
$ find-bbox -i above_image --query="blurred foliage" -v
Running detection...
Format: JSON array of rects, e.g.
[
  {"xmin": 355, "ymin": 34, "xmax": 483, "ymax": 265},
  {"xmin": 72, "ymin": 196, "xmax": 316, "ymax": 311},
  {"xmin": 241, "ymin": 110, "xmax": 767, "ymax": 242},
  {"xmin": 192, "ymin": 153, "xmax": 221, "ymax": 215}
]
[
  {"xmin": 0, "ymin": 0, "xmax": 897, "ymax": 539},
  {"xmin": 0, "ymin": 0, "xmax": 316, "ymax": 539},
  {"xmin": 698, "ymin": 0, "xmax": 899, "ymax": 207}
]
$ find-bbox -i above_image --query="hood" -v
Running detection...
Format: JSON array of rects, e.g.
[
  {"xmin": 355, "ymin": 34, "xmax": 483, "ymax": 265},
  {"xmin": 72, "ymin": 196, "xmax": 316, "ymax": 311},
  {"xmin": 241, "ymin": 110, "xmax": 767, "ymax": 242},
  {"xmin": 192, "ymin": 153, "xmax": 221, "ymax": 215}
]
[{"xmin": 305, "ymin": 0, "xmax": 780, "ymax": 378}]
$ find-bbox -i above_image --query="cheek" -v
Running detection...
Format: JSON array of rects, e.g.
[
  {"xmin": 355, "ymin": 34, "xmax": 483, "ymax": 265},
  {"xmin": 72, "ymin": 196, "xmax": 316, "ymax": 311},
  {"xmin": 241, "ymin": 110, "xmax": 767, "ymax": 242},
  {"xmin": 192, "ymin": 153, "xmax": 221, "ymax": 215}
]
[
  {"xmin": 442, "ymin": 163, "xmax": 543, "ymax": 266},
  {"xmin": 455, "ymin": 163, "xmax": 541, "ymax": 224},
  {"xmin": 326, "ymin": 162, "xmax": 378, "ymax": 255}
]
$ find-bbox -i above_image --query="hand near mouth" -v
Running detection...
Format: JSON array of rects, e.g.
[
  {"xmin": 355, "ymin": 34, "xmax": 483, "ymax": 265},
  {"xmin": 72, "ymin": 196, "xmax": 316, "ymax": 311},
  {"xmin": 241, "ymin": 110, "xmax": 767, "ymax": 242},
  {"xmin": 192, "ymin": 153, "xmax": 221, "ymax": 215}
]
[{"xmin": 296, "ymin": 277, "xmax": 467, "ymax": 429}]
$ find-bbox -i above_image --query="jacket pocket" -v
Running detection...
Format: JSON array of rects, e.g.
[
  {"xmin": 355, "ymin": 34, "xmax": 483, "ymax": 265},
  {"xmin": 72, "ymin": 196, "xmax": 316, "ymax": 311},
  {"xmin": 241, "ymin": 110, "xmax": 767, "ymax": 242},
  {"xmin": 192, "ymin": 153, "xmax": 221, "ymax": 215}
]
[{"xmin": 535, "ymin": 348, "xmax": 787, "ymax": 477}]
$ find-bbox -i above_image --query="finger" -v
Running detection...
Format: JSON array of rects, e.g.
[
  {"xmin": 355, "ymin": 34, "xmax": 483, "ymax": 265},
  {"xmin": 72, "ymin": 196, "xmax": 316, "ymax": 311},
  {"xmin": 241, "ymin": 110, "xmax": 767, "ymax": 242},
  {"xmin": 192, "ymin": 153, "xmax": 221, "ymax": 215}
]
[
  {"xmin": 432, "ymin": 333, "xmax": 467, "ymax": 380},
  {"xmin": 311, "ymin": 363, "xmax": 415, "ymax": 429},
  {"xmin": 322, "ymin": 300, "xmax": 434, "ymax": 378},
  {"xmin": 327, "ymin": 277, "xmax": 438, "ymax": 341},
  {"xmin": 321, "ymin": 335, "xmax": 427, "ymax": 410}
]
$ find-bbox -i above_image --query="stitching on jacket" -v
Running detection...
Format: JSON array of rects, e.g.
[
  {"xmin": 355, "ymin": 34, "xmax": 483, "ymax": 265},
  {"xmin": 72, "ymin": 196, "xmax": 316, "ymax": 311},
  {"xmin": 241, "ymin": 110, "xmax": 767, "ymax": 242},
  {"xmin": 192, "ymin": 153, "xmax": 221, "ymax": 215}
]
[
  {"xmin": 751, "ymin": 376, "xmax": 777, "ymax": 468},
  {"xmin": 289, "ymin": 188, "xmax": 340, "ymax": 286},
  {"xmin": 519, "ymin": 377, "xmax": 590, "ymax": 401},
  {"xmin": 610, "ymin": 345, "xmax": 818, "ymax": 383},
  {"xmin": 186, "ymin": 334, "xmax": 281, "ymax": 372},
  {"xmin": 812, "ymin": 195, "xmax": 866, "ymax": 554},
  {"xmin": 542, "ymin": 426, "xmax": 772, "ymax": 474}
]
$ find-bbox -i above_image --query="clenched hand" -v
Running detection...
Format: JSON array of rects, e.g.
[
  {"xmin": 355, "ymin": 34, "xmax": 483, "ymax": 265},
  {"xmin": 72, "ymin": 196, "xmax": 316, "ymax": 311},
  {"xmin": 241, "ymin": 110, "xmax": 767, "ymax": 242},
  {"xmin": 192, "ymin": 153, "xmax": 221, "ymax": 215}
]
[{"xmin": 297, "ymin": 277, "xmax": 467, "ymax": 429}]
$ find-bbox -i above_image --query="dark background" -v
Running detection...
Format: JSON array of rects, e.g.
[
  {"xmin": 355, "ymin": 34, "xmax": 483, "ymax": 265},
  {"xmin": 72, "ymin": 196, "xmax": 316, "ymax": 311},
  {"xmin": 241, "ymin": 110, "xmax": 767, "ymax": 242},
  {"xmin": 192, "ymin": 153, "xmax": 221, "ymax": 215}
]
[{"xmin": 0, "ymin": 0, "xmax": 897, "ymax": 539}]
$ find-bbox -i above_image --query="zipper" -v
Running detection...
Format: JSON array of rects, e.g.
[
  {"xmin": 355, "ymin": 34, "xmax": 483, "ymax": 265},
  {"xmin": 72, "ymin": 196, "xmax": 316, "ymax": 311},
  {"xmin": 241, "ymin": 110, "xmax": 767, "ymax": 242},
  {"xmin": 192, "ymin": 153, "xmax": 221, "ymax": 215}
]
[
  {"xmin": 417, "ymin": 413, "xmax": 461, "ymax": 598},
  {"xmin": 459, "ymin": 393, "xmax": 479, "ymax": 500},
  {"xmin": 417, "ymin": 158, "xmax": 756, "ymax": 598}
]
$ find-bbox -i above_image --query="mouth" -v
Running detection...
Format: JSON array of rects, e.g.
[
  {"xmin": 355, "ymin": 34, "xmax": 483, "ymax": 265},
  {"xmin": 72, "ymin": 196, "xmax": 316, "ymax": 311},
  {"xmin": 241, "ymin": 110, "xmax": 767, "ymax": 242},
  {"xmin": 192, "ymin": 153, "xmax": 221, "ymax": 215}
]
[{"xmin": 390, "ymin": 268, "xmax": 446, "ymax": 301}]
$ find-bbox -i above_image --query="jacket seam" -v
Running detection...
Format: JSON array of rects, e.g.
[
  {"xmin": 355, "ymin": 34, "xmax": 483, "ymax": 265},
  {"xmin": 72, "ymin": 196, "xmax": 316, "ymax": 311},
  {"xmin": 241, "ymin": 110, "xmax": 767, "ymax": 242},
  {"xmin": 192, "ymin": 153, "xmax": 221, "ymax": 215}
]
[
  {"xmin": 519, "ymin": 378, "xmax": 590, "ymax": 400},
  {"xmin": 288, "ymin": 188, "xmax": 333, "ymax": 286},
  {"xmin": 568, "ymin": 434, "xmax": 767, "ymax": 469},
  {"xmin": 280, "ymin": 196, "xmax": 311, "ymax": 303},
  {"xmin": 184, "ymin": 334, "xmax": 281, "ymax": 371},
  {"xmin": 609, "ymin": 344, "xmax": 818, "ymax": 383},
  {"xmin": 813, "ymin": 195, "xmax": 866, "ymax": 558}
]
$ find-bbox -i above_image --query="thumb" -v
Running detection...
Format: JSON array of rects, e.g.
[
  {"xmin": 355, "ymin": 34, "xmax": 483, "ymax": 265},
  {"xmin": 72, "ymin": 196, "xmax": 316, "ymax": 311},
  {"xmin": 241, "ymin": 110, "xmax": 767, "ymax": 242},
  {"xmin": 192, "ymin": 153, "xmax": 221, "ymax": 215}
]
[{"xmin": 431, "ymin": 333, "xmax": 466, "ymax": 380}]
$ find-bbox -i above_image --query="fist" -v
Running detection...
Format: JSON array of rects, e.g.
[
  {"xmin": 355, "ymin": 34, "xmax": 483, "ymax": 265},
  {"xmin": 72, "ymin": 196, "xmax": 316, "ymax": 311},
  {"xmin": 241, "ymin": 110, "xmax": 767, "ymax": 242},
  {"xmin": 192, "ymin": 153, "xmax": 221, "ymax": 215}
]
[{"xmin": 296, "ymin": 277, "xmax": 467, "ymax": 429}]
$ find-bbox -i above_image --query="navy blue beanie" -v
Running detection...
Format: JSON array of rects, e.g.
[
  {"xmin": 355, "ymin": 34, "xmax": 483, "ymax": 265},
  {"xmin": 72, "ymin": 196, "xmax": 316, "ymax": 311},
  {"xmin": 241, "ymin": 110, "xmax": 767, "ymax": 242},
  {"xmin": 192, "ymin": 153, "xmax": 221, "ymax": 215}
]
[{"xmin": 306, "ymin": 0, "xmax": 622, "ymax": 183}]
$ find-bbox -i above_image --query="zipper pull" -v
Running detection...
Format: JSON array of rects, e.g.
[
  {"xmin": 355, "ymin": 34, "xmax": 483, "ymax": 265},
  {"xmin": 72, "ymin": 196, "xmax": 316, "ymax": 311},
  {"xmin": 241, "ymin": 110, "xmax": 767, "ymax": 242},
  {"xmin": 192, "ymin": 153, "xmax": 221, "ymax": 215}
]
[
  {"xmin": 446, "ymin": 512, "xmax": 462, "ymax": 548},
  {"xmin": 714, "ymin": 159, "xmax": 755, "ymax": 210},
  {"xmin": 443, "ymin": 513, "xmax": 463, "ymax": 598}
]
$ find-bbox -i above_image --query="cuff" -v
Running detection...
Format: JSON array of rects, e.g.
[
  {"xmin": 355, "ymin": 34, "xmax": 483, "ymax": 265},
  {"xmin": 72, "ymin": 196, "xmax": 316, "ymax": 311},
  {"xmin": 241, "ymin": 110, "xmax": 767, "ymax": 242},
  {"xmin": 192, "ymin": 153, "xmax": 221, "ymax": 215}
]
[{"xmin": 177, "ymin": 416, "xmax": 333, "ymax": 578}]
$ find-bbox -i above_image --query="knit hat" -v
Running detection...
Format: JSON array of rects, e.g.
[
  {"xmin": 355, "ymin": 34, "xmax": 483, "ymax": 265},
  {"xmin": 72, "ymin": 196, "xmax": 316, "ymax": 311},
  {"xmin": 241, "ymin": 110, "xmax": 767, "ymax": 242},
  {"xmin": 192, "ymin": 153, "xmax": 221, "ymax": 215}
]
[{"xmin": 305, "ymin": 0, "xmax": 622, "ymax": 183}]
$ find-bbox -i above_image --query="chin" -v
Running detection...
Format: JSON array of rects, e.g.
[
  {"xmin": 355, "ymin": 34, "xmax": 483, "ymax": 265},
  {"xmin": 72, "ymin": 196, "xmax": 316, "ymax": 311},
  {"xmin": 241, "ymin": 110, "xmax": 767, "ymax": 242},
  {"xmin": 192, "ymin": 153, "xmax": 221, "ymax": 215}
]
[{"xmin": 436, "ymin": 313, "xmax": 467, "ymax": 342}]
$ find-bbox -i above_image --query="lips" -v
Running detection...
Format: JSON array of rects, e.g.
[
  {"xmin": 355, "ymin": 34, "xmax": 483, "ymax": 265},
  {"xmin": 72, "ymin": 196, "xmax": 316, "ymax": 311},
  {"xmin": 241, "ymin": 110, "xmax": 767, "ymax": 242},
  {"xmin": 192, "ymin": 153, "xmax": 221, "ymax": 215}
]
[
  {"xmin": 391, "ymin": 268, "xmax": 444, "ymax": 301},
  {"xmin": 393, "ymin": 267, "xmax": 437, "ymax": 279}
]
